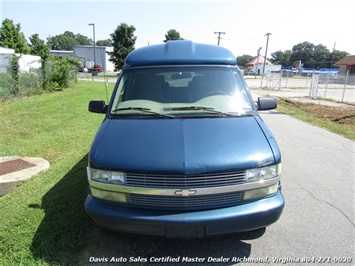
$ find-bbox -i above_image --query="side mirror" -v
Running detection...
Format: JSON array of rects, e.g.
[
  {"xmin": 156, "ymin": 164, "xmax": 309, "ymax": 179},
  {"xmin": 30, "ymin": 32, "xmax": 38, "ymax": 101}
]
[
  {"xmin": 257, "ymin": 97, "xmax": 277, "ymax": 111},
  {"xmin": 88, "ymin": 100, "xmax": 107, "ymax": 113}
]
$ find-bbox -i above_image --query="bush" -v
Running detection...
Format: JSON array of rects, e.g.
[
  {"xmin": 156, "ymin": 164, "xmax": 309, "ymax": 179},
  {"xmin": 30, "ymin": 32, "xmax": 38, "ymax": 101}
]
[
  {"xmin": 0, "ymin": 73, "xmax": 14, "ymax": 100},
  {"xmin": 10, "ymin": 54, "xmax": 20, "ymax": 96},
  {"xmin": 19, "ymin": 70, "xmax": 42, "ymax": 96},
  {"xmin": 0, "ymin": 56, "xmax": 79, "ymax": 101},
  {"xmin": 0, "ymin": 71, "xmax": 43, "ymax": 100},
  {"xmin": 44, "ymin": 57, "xmax": 78, "ymax": 91},
  {"xmin": 0, "ymin": 73, "xmax": 12, "ymax": 89}
]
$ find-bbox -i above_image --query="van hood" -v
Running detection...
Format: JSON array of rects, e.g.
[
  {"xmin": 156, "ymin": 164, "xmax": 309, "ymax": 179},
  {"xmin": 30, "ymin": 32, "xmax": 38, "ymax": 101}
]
[{"xmin": 89, "ymin": 117, "xmax": 278, "ymax": 174}]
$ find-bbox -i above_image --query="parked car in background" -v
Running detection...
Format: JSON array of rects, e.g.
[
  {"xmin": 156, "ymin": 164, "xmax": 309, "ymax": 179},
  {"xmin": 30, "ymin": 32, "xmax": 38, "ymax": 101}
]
[
  {"xmin": 85, "ymin": 41, "xmax": 284, "ymax": 238},
  {"xmin": 88, "ymin": 64, "xmax": 102, "ymax": 73}
]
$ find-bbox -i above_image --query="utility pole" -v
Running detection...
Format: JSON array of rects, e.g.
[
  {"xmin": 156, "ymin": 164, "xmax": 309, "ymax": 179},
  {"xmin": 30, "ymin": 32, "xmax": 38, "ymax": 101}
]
[
  {"xmin": 262, "ymin": 32, "xmax": 271, "ymax": 76},
  {"xmin": 214, "ymin": 32, "xmax": 225, "ymax": 46},
  {"xmin": 255, "ymin": 47, "xmax": 262, "ymax": 79},
  {"xmin": 330, "ymin": 42, "xmax": 336, "ymax": 67},
  {"xmin": 88, "ymin": 23, "xmax": 96, "ymax": 80}
]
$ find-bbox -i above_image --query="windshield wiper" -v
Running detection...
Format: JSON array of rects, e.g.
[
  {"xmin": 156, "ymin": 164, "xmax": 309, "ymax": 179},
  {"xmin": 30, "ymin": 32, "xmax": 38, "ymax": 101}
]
[
  {"xmin": 111, "ymin": 107, "xmax": 175, "ymax": 119},
  {"xmin": 171, "ymin": 106, "xmax": 241, "ymax": 117}
]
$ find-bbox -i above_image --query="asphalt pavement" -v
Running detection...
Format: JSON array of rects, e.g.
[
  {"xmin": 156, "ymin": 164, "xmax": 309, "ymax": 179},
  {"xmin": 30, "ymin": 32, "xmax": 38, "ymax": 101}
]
[{"xmin": 251, "ymin": 109, "xmax": 354, "ymax": 262}]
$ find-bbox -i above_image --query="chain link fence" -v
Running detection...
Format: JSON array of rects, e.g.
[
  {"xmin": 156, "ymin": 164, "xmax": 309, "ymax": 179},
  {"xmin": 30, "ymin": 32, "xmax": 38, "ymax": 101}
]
[
  {"xmin": 0, "ymin": 58, "xmax": 78, "ymax": 101},
  {"xmin": 255, "ymin": 70, "xmax": 355, "ymax": 103},
  {"xmin": 310, "ymin": 70, "xmax": 355, "ymax": 102}
]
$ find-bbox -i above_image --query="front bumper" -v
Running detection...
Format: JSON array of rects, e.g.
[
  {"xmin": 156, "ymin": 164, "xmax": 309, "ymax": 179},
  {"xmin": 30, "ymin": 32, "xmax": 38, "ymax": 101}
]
[{"xmin": 85, "ymin": 191, "xmax": 284, "ymax": 238}]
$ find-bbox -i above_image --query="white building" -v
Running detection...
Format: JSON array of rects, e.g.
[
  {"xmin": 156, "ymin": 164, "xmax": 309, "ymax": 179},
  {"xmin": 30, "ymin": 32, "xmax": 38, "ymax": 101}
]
[
  {"xmin": 49, "ymin": 50, "xmax": 74, "ymax": 58},
  {"xmin": 73, "ymin": 45, "xmax": 115, "ymax": 72},
  {"xmin": 0, "ymin": 47, "xmax": 40, "ymax": 73},
  {"xmin": 245, "ymin": 55, "xmax": 281, "ymax": 75}
]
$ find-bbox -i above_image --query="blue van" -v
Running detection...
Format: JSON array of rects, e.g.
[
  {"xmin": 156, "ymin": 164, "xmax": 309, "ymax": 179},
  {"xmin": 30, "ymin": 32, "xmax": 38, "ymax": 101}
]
[{"xmin": 85, "ymin": 41, "xmax": 284, "ymax": 238}]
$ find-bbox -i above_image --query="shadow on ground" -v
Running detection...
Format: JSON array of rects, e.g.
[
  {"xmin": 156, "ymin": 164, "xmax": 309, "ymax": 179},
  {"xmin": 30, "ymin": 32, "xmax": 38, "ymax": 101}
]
[
  {"xmin": 30, "ymin": 155, "xmax": 90, "ymax": 265},
  {"xmin": 76, "ymin": 227, "xmax": 265, "ymax": 266},
  {"xmin": 30, "ymin": 155, "xmax": 265, "ymax": 265}
]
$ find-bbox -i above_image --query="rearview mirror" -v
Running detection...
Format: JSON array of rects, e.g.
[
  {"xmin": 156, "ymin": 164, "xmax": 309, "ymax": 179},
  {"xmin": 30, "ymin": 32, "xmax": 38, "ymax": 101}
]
[
  {"xmin": 172, "ymin": 72, "xmax": 192, "ymax": 79},
  {"xmin": 88, "ymin": 100, "xmax": 107, "ymax": 113},
  {"xmin": 257, "ymin": 97, "xmax": 277, "ymax": 111}
]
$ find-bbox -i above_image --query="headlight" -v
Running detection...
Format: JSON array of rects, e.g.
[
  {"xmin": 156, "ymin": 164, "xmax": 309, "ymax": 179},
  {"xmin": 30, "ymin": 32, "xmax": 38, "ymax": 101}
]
[
  {"xmin": 87, "ymin": 167, "xmax": 125, "ymax": 185},
  {"xmin": 245, "ymin": 163, "xmax": 281, "ymax": 183}
]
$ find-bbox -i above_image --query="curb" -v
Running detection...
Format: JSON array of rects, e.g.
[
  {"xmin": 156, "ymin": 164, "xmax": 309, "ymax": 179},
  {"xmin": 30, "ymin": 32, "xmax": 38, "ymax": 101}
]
[{"xmin": 0, "ymin": 156, "xmax": 50, "ymax": 196}]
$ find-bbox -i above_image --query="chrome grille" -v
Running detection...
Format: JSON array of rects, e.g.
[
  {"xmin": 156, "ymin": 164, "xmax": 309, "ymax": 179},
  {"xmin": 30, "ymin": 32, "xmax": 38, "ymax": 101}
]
[
  {"xmin": 128, "ymin": 191, "xmax": 243, "ymax": 210},
  {"xmin": 125, "ymin": 171, "xmax": 246, "ymax": 189}
]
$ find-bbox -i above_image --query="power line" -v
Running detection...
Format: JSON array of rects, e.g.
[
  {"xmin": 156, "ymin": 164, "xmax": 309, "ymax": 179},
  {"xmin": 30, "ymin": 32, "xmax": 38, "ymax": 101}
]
[
  {"xmin": 228, "ymin": 1, "xmax": 278, "ymax": 34},
  {"xmin": 227, "ymin": 2, "xmax": 312, "ymax": 46}
]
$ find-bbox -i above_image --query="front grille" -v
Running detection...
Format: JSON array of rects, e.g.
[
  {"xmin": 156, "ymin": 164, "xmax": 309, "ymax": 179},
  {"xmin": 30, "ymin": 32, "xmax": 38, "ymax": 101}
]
[
  {"xmin": 128, "ymin": 191, "xmax": 243, "ymax": 210},
  {"xmin": 125, "ymin": 171, "xmax": 246, "ymax": 189}
]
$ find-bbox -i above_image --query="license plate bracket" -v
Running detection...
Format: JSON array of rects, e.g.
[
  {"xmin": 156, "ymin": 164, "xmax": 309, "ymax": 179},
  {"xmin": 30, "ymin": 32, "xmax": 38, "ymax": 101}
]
[{"xmin": 166, "ymin": 224, "xmax": 205, "ymax": 238}]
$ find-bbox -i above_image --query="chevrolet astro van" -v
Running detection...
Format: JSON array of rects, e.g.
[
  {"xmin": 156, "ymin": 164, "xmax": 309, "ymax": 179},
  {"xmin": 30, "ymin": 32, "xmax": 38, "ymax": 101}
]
[{"xmin": 85, "ymin": 41, "xmax": 284, "ymax": 238}]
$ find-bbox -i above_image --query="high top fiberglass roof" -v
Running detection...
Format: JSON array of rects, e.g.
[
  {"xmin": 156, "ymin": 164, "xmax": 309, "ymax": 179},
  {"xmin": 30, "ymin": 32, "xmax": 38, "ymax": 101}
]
[{"xmin": 124, "ymin": 41, "xmax": 237, "ymax": 68}]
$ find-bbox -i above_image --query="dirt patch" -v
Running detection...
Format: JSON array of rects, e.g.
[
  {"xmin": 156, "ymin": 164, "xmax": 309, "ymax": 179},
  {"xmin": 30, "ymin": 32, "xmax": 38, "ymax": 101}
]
[
  {"xmin": 282, "ymin": 99, "xmax": 355, "ymax": 125},
  {"xmin": 278, "ymin": 98, "xmax": 355, "ymax": 140}
]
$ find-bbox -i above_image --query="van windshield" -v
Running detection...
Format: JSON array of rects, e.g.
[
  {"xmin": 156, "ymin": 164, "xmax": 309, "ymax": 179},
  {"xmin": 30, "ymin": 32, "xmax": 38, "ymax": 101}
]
[{"xmin": 110, "ymin": 66, "xmax": 254, "ymax": 117}]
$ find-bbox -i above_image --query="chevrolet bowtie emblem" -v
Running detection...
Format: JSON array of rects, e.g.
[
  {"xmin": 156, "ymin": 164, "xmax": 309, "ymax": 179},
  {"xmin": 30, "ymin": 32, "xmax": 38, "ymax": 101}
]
[{"xmin": 174, "ymin": 189, "xmax": 197, "ymax": 197}]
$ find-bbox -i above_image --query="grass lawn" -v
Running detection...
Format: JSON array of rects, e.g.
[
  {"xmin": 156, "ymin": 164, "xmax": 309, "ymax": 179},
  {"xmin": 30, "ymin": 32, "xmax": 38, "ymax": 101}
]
[
  {"xmin": 277, "ymin": 99, "xmax": 355, "ymax": 141},
  {"xmin": 0, "ymin": 81, "xmax": 114, "ymax": 265}
]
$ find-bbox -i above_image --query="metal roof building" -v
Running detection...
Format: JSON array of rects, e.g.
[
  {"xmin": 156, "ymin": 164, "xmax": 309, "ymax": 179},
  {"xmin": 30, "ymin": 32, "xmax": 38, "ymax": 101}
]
[
  {"xmin": 334, "ymin": 55, "xmax": 355, "ymax": 76},
  {"xmin": 73, "ymin": 45, "xmax": 115, "ymax": 72}
]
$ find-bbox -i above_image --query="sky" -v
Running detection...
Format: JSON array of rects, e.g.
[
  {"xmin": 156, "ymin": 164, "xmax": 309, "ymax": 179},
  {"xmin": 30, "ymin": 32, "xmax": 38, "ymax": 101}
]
[{"xmin": 1, "ymin": 0, "xmax": 354, "ymax": 58}]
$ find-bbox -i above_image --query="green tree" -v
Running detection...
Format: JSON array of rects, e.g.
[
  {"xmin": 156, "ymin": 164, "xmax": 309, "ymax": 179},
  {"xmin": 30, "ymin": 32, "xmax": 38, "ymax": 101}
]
[
  {"xmin": 271, "ymin": 50, "xmax": 283, "ymax": 64},
  {"xmin": 330, "ymin": 50, "xmax": 349, "ymax": 66},
  {"xmin": 271, "ymin": 43, "xmax": 349, "ymax": 68},
  {"xmin": 75, "ymin": 33, "xmax": 92, "ymax": 46},
  {"xmin": 29, "ymin": 34, "xmax": 49, "ymax": 59},
  {"xmin": 29, "ymin": 34, "xmax": 50, "ymax": 90},
  {"xmin": 164, "ymin": 29, "xmax": 184, "ymax": 42},
  {"xmin": 236, "ymin": 54, "xmax": 253, "ymax": 68},
  {"xmin": 271, "ymin": 50, "xmax": 292, "ymax": 67},
  {"xmin": 290, "ymin": 41, "xmax": 315, "ymax": 67},
  {"xmin": 96, "ymin": 39, "xmax": 112, "ymax": 46},
  {"xmin": 289, "ymin": 41, "xmax": 335, "ymax": 68},
  {"xmin": 47, "ymin": 31, "xmax": 92, "ymax": 50},
  {"xmin": 44, "ymin": 56, "xmax": 79, "ymax": 90},
  {"xmin": 47, "ymin": 33, "xmax": 77, "ymax": 50},
  {"xmin": 0, "ymin": 18, "xmax": 29, "ymax": 54},
  {"xmin": 10, "ymin": 54, "xmax": 20, "ymax": 95},
  {"xmin": 313, "ymin": 44, "xmax": 330, "ymax": 68},
  {"xmin": 108, "ymin": 23, "xmax": 137, "ymax": 70}
]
